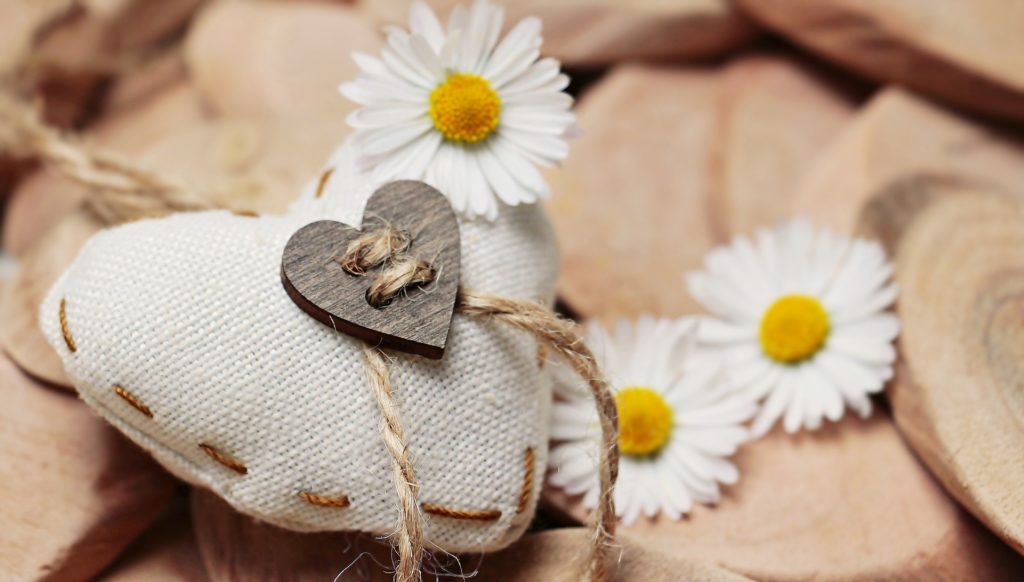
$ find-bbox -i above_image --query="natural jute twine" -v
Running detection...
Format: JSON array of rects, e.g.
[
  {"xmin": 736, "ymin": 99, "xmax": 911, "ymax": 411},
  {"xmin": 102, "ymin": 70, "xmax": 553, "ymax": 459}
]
[
  {"xmin": 0, "ymin": 92, "xmax": 216, "ymax": 224},
  {"xmin": 0, "ymin": 94, "xmax": 619, "ymax": 582}
]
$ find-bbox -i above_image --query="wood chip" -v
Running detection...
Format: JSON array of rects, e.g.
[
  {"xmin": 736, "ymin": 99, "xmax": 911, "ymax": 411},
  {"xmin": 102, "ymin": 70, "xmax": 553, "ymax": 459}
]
[
  {"xmin": 735, "ymin": 0, "xmax": 1024, "ymax": 122},
  {"xmin": 546, "ymin": 57, "xmax": 854, "ymax": 318},
  {"xmin": 791, "ymin": 88, "xmax": 1024, "ymax": 233},
  {"xmin": 134, "ymin": 115, "xmax": 346, "ymax": 215},
  {"xmin": 184, "ymin": 0, "xmax": 381, "ymax": 122},
  {"xmin": 364, "ymin": 0, "xmax": 758, "ymax": 67},
  {"xmin": 24, "ymin": 0, "xmax": 204, "ymax": 128},
  {"xmin": 545, "ymin": 415, "xmax": 1024, "ymax": 579},
  {"xmin": 0, "ymin": 352, "xmax": 177, "ymax": 580},
  {"xmin": 711, "ymin": 54, "xmax": 857, "ymax": 236},
  {"xmin": 0, "ymin": 208, "xmax": 104, "ymax": 388},
  {"xmin": 860, "ymin": 179, "xmax": 1024, "ymax": 554},
  {"xmin": 98, "ymin": 498, "xmax": 209, "ymax": 581}
]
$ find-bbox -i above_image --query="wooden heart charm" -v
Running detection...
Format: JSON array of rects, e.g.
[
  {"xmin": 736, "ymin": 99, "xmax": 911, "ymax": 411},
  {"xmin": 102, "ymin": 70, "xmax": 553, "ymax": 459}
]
[{"xmin": 281, "ymin": 180, "xmax": 461, "ymax": 359}]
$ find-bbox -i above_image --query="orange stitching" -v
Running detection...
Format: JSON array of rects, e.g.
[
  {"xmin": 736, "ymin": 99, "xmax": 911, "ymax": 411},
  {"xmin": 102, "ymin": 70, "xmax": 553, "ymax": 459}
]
[
  {"xmin": 59, "ymin": 298, "xmax": 76, "ymax": 352},
  {"xmin": 299, "ymin": 491, "xmax": 351, "ymax": 508},
  {"xmin": 112, "ymin": 385, "xmax": 153, "ymax": 418},
  {"xmin": 421, "ymin": 503, "xmax": 501, "ymax": 522},
  {"xmin": 517, "ymin": 447, "xmax": 535, "ymax": 514},
  {"xmin": 315, "ymin": 167, "xmax": 334, "ymax": 198},
  {"xmin": 537, "ymin": 343, "xmax": 547, "ymax": 369},
  {"xmin": 198, "ymin": 443, "xmax": 248, "ymax": 475},
  {"xmin": 231, "ymin": 209, "xmax": 259, "ymax": 217}
]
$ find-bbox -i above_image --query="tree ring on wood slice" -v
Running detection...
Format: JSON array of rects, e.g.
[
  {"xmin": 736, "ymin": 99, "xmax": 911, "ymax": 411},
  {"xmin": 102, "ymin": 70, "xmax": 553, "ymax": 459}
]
[{"xmin": 859, "ymin": 173, "xmax": 1024, "ymax": 553}]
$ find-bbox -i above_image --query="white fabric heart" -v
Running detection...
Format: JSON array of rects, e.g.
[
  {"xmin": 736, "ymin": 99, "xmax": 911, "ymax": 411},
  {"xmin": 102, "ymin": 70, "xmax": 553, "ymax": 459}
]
[{"xmin": 40, "ymin": 143, "xmax": 559, "ymax": 552}]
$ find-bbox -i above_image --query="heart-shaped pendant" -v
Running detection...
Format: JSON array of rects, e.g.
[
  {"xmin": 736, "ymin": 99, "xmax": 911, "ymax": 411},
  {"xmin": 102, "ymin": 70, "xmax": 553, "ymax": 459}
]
[{"xmin": 281, "ymin": 180, "xmax": 461, "ymax": 359}]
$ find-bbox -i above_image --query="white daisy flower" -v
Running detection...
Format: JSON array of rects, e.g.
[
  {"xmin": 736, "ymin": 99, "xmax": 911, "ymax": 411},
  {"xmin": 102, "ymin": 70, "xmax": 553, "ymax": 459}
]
[
  {"xmin": 686, "ymin": 218, "xmax": 900, "ymax": 438},
  {"xmin": 547, "ymin": 317, "xmax": 756, "ymax": 526},
  {"xmin": 339, "ymin": 0, "xmax": 576, "ymax": 221}
]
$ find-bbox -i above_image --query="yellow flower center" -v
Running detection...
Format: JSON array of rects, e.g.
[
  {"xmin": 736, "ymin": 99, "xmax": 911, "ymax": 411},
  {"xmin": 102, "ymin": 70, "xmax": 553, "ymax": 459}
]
[
  {"xmin": 615, "ymin": 387, "xmax": 673, "ymax": 457},
  {"xmin": 428, "ymin": 73, "xmax": 501, "ymax": 143},
  {"xmin": 759, "ymin": 294, "xmax": 830, "ymax": 364}
]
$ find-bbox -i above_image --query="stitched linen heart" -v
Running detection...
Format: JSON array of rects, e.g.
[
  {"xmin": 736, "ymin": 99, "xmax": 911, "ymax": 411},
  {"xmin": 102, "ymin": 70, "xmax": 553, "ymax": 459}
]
[{"xmin": 40, "ymin": 143, "xmax": 559, "ymax": 552}]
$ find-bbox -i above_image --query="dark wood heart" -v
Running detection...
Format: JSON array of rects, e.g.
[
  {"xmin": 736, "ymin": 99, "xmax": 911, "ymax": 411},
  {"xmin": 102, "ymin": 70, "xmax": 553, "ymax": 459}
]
[{"xmin": 281, "ymin": 180, "xmax": 461, "ymax": 359}]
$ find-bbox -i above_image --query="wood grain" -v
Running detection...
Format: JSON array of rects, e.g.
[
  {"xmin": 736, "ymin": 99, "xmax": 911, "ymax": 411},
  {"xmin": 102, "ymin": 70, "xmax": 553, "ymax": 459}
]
[
  {"xmin": 134, "ymin": 116, "xmax": 345, "ymax": 216},
  {"xmin": 791, "ymin": 88, "xmax": 1024, "ymax": 234},
  {"xmin": 545, "ymin": 414, "xmax": 1024, "ymax": 580},
  {"xmin": 184, "ymin": 0, "xmax": 380, "ymax": 123},
  {"xmin": 710, "ymin": 54, "xmax": 858, "ymax": 236},
  {"xmin": 0, "ymin": 352, "xmax": 177, "ymax": 581},
  {"xmin": 546, "ymin": 58, "xmax": 854, "ymax": 319},
  {"xmin": 282, "ymin": 181, "xmax": 461, "ymax": 359},
  {"xmin": 364, "ymin": 0, "xmax": 758, "ymax": 67},
  {"xmin": 860, "ymin": 178, "xmax": 1024, "ymax": 554},
  {"xmin": 735, "ymin": 0, "xmax": 1024, "ymax": 123}
]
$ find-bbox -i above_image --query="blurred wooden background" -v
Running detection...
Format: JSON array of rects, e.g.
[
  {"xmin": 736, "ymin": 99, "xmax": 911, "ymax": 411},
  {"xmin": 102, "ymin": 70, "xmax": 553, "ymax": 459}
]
[{"xmin": 0, "ymin": 0, "xmax": 1022, "ymax": 580}]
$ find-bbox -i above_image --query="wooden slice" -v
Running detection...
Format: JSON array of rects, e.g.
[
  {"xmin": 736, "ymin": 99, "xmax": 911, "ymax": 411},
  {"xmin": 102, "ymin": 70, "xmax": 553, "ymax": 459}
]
[
  {"xmin": 25, "ymin": 0, "xmax": 202, "ymax": 128},
  {"xmin": 710, "ymin": 54, "xmax": 857, "ymax": 236},
  {"xmin": 546, "ymin": 58, "xmax": 854, "ymax": 319},
  {"xmin": 81, "ymin": 0, "xmax": 204, "ymax": 52},
  {"xmin": 190, "ymin": 488, "xmax": 394, "ymax": 582},
  {"xmin": 0, "ymin": 208, "xmax": 104, "ymax": 388},
  {"xmin": 545, "ymin": 414, "xmax": 1024, "ymax": 579},
  {"xmin": 101, "ymin": 50, "xmax": 190, "ymax": 117},
  {"xmin": 363, "ymin": 0, "xmax": 758, "ymax": 67},
  {"xmin": 860, "ymin": 180, "xmax": 1024, "ymax": 554},
  {"xmin": 134, "ymin": 115, "xmax": 345, "ymax": 215},
  {"xmin": 184, "ymin": 0, "xmax": 380, "ymax": 123},
  {"xmin": 98, "ymin": 497, "xmax": 209, "ymax": 581},
  {"xmin": 735, "ymin": 0, "xmax": 1024, "ymax": 123},
  {"xmin": 0, "ymin": 352, "xmax": 177, "ymax": 580},
  {"xmin": 476, "ymin": 528, "xmax": 752, "ymax": 582},
  {"xmin": 791, "ymin": 88, "xmax": 1024, "ymax": 233},
  {"xmin": 0, "ymin": 0, "xmax": 74, "ymax": 75}
]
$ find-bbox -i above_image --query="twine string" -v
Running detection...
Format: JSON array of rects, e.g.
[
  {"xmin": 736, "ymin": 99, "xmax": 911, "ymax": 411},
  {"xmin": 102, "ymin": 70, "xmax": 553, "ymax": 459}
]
[
  {"xmin": 339, "ymin": 234, "xmax": 619, "ymax": 582},
  {"xmin": 362, "ymin": 346, "xmax": 425, "ymax": 582},
  {"xmin": 0, "ymin": 92, "xmax": 217, "ymax": 224},
  {"xmin": 0, "ymin": 93, "xmax": 619, "ymax": 582},
  {"xmin": 457, "ymin": 291, "xmax": 619, "ymax": 582}
]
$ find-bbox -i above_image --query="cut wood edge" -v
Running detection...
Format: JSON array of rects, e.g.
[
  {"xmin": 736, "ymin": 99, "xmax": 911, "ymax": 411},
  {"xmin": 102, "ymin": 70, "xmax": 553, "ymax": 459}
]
[
  {"xmin": 791, "ymin": 87, "xmax": 1024, "ymax": 234},
  {"xmin": 0, "ymin": 351, "xmax": 178, "ymax": 580},
  {"xmin": 0, "ymin": 207, "xmax": 104, "ymax": 389},
  {"xmin": 735, "ymin": 0, "xmax": 1024, "ymax": 123},
  {"xmin": 97, "ymin": 495, "xmax": 209, "ymax": 581},
  {"xmin": 190, "ymin": 488, "xmax": 395, "ymax": 582},
  {"xmin": 859, "ymin": 175, "xmax": 1024, "ymax": 553}
]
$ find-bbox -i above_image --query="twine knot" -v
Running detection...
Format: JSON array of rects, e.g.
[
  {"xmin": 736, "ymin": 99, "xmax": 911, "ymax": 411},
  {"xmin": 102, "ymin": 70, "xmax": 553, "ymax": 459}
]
[{"xmin": 338, "ymin": 225, "xmax": 437, "ymax": 309}]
